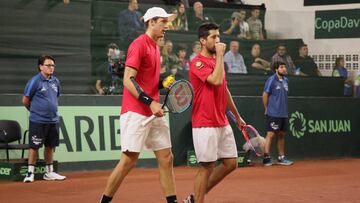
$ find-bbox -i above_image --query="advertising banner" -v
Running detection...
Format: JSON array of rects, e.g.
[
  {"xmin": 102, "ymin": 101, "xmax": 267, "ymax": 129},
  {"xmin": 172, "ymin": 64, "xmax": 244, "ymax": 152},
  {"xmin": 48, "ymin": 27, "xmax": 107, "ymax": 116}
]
[
  {"xmin": 0, "ymin": 106, "xmax": 157, "ymax": 162},
  {"xmin": 315, "ymin": 9, "xmax": 360, "ymax": 39}
]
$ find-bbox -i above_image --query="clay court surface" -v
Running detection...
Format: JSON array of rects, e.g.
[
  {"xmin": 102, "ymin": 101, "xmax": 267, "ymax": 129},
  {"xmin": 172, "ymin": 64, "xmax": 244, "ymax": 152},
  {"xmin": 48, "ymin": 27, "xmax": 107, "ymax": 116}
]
[{"xmin": 0, "ymin": 158, "xmax": 359, "ymax": 203}]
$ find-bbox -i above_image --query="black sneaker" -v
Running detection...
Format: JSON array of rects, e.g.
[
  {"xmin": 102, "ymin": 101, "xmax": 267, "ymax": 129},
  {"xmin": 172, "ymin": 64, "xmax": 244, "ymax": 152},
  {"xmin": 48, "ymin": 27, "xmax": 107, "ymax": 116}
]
[
  {"xmin": 277, "ymin": 156, "xmax": 294, "ymax": 166},
  {"xmin": 263, "ymin": 156, "xmax": 273, "ymax": 166},
  {"xmin": 183, "ymin": 194, "xmax": 195, "ymax": 203},
  {"xmin": 247, "ymin": 159, "xmax": 254, "ymax": 166}
]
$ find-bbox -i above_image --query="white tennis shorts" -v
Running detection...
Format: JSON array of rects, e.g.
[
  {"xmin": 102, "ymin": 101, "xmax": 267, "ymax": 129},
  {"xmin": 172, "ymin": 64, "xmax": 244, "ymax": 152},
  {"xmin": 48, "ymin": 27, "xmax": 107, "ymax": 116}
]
[
  {"xmin": 192, "ymin": 125, "xmax": 238, "ymax": 163},
  {"xmin": 120, "ymin": 111, "xmax": 171, "ymax": 152}
]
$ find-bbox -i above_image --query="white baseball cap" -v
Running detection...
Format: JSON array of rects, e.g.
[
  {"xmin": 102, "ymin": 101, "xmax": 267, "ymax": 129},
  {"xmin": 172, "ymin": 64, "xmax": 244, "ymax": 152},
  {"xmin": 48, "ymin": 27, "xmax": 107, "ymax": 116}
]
[{"xmin": 143, "ymin": 7, "xmax": 175, "ymax": 22}]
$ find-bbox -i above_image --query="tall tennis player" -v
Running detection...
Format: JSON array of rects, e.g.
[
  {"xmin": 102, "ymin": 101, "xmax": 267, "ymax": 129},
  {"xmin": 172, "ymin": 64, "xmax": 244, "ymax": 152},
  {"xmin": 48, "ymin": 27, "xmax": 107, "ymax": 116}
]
[
  {"xmin": 100, "ymin": 7, "xmax": 178, "ymax": 203},
  {"xmin": 183, "ymin": 23, "xmax": 246, "ymax": 203}
]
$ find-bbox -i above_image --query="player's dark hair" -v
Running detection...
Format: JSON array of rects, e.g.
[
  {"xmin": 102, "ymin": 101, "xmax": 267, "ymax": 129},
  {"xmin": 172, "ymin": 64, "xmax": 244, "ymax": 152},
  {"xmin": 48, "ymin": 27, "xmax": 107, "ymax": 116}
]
[
  {"xmin": 277, "ymin": 43, "xmax": 286, "ymax": 50},
  {"xmin": 107, "ymin": 42, "xmax": 119, "ymax": 50},
  {"xmin": 38, "ymin": 55, "xmax": 55, "ymax": 71},
  {"xmin": 298, "ymin": 43, "xmax": 307, "ymax": 50},
  {"xmin": 251, "ymin": 7, "xmax": 261, "ymax": 12},
  {"xmin": 272, "ymin": 61, "xmax": 286, "ymax": 71},
  {"xmin": 198, "ymin": 22, "xmax": 219, "ymax": 40},
  {"xmin": 145, "ymin": 17, "xmax": 160, "ymax": 29},
  {"xmin": 176, "ymin": 43, "xmax": 187, "ymax": 53},
  {"xmin": 335, "ymin": 56, "xmax": 344, "ymax": 67}
]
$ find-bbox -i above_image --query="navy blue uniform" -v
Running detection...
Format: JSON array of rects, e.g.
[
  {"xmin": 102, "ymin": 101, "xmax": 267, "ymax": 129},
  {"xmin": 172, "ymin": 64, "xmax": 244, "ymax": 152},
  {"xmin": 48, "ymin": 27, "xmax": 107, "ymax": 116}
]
[
  {"xmin": 24, "ymin": 73, "xmax": 60, "ymax": 149},
  {"xmin": 263, "ymin": 74, "xmax": 288, "ymax": 132}
]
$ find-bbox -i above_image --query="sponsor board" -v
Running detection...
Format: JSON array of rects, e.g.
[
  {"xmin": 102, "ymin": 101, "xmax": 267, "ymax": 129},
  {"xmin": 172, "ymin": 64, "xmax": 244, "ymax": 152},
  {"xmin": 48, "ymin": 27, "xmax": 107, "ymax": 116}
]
[
  {"xmin": 315, "ymin": 9, "xmax": 360, "ymax": 39},
  {"xmin": 289, "ymin": 111, "xmax": 352, "ymax": 138},
  {"xmin": 0, "ymin": 160, "xmax": 57, "ymax": 181}
]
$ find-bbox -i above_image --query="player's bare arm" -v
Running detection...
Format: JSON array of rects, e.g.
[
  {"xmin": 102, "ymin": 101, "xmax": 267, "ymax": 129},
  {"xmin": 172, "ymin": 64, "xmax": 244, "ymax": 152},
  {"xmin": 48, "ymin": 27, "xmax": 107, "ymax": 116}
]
[
  {"xmin": 206, "ymin": 38, "xmax": 226, "ymax": 85},
  {"xmin": 123, "ymin": 66, "xmax": 163, "ymax": 117},
  {"xmin": 22, "ymin": 96, "xmax": 30, "ymax": 111},
  {"xmin": 262, "ymin": 91, "xmax": 269, "ymax": 114}
]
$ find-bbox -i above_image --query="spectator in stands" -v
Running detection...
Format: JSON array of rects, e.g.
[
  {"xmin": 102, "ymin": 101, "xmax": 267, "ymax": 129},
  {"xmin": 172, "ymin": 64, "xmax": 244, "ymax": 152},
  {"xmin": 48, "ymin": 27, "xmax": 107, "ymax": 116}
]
[
  {"xmin": 189, "ymin": 1, "xmax": 214, "ymax": 31},
  {"xmin": 332, "ymin": 57, "xmax": 353, "ymax": 96},
  {"xmin": 165, "ymin": 40, "xmax": 174, "ymax": 57},
  {"xmin": 354, "ymin": 74, "xmax": 360, "ymax": 98},
  {"xmin": 189, "ymin": 41, "xmax": 201, "ymax": 61},
  {"xmin": 245, "ymin": 43, "xmax": 271, "ymax": 75},
  {"xmin": 158, "ymin": 38, "xmax": 168, "ymax": 73},
  {"xmin": 294, "ymin": 44, "xmax": 321, "ymax": 76},
  {"xmin": 162, "ymin": 40, "xmax": 181, "ymax": 73},
  {"xmin": 161, "ymin": 44, "xmax": 188, "ymax": 81},
  {"xmin": 161, "ymin": 64, "xmax": 184, "ymax": 80},
  {"xmin": 176, "ymin": 43, "xmax": 190, "ymax": 71},
  {"xmin": 94, "ymin": 43, "xmax": 125, "ymax": 95},
  {"xmin": 262, "ymin": 61, "xmax": 293, "ymax": 167},
  {"xmin": 246, "ymin": 8, "xmax": 264, "ymax": 40},
  {"xmin": 23, "ymin": 55, "xmax": 66, "ymax": 183},
  {"xmin": 172, "ymin": 2, "xmax": 188, "ymax": 31},
  {"xmin": 118, "ymin": 0, "xmax": 144, "ymax": 45},
  {"xmin": 224, "ymin": 41, "xmax": 247, "ymax": 74},
  {"xmin": 271, "ymin": 44, "xmax": 296, "ymax": 75},
  {"xmin": 223, "ymin": 10, "xmax": 250, "ymax": 39}
]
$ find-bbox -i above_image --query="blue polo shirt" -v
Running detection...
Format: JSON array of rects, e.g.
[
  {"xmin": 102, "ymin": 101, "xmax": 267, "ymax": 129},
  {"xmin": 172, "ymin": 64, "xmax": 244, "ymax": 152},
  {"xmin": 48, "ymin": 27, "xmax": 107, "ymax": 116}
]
[
  {"xmin": 23, "ymin": 73, "xmax": 60, "ymax": 123},
  {"xmin": 264, "ymin": 74, "xmax": 288, "ymax": 118}
]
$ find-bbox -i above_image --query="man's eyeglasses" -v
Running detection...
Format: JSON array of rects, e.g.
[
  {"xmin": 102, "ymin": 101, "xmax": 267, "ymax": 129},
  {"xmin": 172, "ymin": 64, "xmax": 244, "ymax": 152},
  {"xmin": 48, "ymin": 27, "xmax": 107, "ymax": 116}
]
[{"xmin": 43, "ymin": 64, "xmax": 56, "ymax": 68}]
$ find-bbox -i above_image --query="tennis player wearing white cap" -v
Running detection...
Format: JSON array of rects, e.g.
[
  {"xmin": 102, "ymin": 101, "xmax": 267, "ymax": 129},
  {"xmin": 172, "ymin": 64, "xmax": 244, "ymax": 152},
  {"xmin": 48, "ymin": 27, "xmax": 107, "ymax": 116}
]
[{"xmin": 100, "ymin": 7, "xmax": 178, "ymax": 203}]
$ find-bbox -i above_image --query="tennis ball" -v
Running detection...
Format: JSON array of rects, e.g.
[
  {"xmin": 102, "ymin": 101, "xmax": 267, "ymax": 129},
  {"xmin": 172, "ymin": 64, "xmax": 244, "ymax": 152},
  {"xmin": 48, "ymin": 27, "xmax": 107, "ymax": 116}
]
[{"xmin": 163, "ymin": 75, "xmax": 175, "ymax": 88}]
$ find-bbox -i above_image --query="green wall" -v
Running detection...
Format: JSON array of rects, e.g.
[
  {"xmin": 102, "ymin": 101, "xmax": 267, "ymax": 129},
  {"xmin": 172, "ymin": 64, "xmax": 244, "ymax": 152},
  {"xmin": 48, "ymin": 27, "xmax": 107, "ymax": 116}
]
[{"xmin": 0, "ymin": 95, "xmax": 359, "ymax": 169}]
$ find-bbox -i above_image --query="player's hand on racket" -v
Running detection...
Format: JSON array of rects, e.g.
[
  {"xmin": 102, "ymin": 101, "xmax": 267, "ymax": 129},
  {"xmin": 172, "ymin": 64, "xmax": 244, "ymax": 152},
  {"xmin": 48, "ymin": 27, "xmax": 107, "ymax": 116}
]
[
  {"xmin": 149, "ymin": 101, "xmax": 164, "ymax": 117},
  {"xmin": 236, "ymin": 116, "xmax": 246, "ymax": 129},
  {"xmin": 142, "ymin": 79, "xmax": 194, "ymax": 126}
]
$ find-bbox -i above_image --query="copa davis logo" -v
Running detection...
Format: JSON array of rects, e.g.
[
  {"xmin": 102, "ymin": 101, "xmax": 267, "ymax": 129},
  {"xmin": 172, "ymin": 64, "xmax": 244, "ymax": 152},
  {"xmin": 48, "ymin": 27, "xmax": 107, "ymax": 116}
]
[{"xmin": 289, "ymin": 111, "xmax": 352, "ymax": 139}]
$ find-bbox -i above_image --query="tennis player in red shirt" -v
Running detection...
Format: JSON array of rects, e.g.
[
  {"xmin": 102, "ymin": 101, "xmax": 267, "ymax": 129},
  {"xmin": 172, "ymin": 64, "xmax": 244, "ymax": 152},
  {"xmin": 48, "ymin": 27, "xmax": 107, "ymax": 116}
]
[
  {"xmin": 100, "ymin": 7, "xmax": 178, "ymax": 203},
  {"xmin": 184, "ymin": 23, "xmax": 246, "ymax": 203}
]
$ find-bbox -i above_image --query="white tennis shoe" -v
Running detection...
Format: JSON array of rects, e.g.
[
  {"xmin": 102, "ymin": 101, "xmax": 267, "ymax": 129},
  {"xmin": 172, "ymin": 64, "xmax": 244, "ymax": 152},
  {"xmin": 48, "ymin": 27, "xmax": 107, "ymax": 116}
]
[
  {"xmin": 43, "ymin": 172, "xmax": 66, "ymax": 181},
  {"xmin": 23, "ymin": 172, "xmax": 34, "ymax": 183}
]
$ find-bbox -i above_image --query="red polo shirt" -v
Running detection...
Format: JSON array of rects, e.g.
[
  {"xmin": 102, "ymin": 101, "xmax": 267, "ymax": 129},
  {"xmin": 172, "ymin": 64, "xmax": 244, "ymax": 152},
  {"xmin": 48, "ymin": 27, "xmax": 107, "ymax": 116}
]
[
  {"xmin": 189, "ymin": 54, "xmax": 229, "ymax": 127},
  {"xmin": 121, "ymin": 34, "xmax": 161, "ymax": 116}
]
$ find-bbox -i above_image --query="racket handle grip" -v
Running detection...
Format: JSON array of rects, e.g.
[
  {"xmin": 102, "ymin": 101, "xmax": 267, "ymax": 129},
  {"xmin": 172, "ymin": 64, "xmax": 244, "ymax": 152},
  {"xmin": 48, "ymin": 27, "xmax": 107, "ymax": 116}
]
[
  {"xmin": 227, "ymin": 111, "xmax": 243, "ymax": 130},
  {"xmin": 142, "ymin": 115, "xmax": 156, "ymax": 126},
  {"xmin": 226, "ymin": 111, "xmax": 236, "ymax": 122}
]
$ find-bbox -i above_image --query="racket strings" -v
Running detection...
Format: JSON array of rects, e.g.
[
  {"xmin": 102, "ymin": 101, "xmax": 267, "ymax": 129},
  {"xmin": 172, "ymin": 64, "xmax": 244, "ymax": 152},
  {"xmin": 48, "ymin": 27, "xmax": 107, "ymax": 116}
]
[{"xmin": 167, "ymin": 81, "xmax": 193, "ymax": 113}]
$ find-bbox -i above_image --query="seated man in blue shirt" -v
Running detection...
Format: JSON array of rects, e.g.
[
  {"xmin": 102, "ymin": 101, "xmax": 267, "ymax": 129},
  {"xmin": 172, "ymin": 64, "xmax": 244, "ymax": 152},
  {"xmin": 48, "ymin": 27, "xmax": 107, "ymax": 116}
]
[
  {"xmin": 224, "ymin": 41, "xmax": 247, "ymax": 74},
  {"xmin": 332, "ymin": 57, "xmax": 353, "ymax": 96},
  {"xmin": 262, "ymin": 61, "xmax": 293, "ymax": 166},
  {"xmin": 22, "ymin": 55, "xmax": 66, "ymax": 183}
]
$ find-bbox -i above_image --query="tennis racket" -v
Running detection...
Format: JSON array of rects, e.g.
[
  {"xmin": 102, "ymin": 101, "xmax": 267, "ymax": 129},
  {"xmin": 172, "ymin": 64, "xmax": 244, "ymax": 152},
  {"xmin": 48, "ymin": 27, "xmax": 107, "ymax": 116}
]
[
  {"xmin": 141, "ymin": 79, "xmax": 194, "ymax": 126},
  {"xmin": 226, "ymin": 111, "xmax": 265, "ymax": 156}
]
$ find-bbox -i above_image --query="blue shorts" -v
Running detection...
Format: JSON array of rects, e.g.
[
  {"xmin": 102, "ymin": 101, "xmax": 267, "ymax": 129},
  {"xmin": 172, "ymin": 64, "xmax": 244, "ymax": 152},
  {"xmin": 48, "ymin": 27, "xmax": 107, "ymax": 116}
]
[
  {"xmin": 29, "ymin": 121, "xmax": 59, "ymax": 149},
  {"xmin": 266, "ymin": 116, "xmax": 288, "ymax": 132}
]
